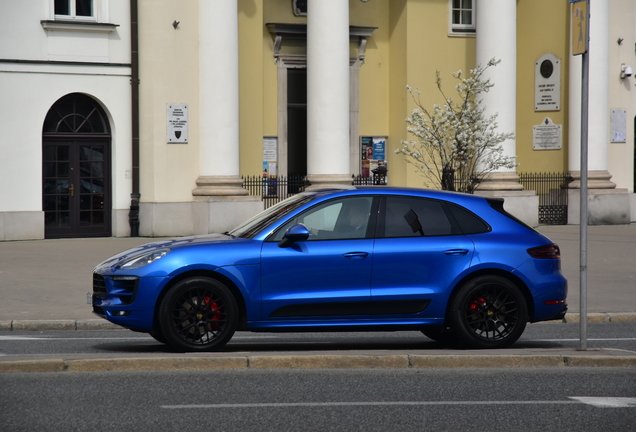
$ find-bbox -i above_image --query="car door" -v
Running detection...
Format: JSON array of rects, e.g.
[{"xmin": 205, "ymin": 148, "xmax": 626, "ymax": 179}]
[
  {"xmin": 260, "ymin": 196, "xmax": 377, "ymax": 322},
  {"xmin": 371, "ymin": 196, "xmax": 475, "ymax": 319}
]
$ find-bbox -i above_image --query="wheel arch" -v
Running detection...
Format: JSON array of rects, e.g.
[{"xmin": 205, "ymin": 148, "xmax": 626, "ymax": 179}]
[
  {"xmin": 152, "ymin": 269, "xmax": 249, "ymax": 332},
  {"xmin": 445, "ymin": 269, "xmax": 535, "ymax": 325}
]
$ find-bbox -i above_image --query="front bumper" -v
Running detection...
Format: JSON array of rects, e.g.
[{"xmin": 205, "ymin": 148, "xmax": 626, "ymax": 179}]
[{"xmin": 91, "ymin": 272, "xmax": 169, "ymax": 331}]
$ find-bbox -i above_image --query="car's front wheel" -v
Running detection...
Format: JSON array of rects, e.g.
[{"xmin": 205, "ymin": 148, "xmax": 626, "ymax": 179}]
[
  {"xmin": 158, "ymin": 277, "xmax": 238, "ymax": 352},
  {"xmin": 450, "ymin": 275, "xmax": 528, "ymax": 349}
]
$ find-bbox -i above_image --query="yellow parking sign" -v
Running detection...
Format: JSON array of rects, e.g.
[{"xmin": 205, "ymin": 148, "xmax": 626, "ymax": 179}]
[{"xmin": 571, "ymin": 0, "xmax": 588, "ymax": 56}]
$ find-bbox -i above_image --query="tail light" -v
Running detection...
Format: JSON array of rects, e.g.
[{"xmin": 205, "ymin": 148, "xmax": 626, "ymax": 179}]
[{"xmin": 527, "ymin": 243, "xmax": 560, "ymax": 259}]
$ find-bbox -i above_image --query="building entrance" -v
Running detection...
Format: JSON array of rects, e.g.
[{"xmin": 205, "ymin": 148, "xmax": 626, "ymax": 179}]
[{"xmin": 42, "ymin": 93, "xmax": 112, "ymax": 238}]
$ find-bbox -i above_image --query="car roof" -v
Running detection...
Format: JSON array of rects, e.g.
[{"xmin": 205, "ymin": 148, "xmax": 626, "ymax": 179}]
[{"xmin": 306, "ymin": 186, "xmax": 493, "ymax": 205}]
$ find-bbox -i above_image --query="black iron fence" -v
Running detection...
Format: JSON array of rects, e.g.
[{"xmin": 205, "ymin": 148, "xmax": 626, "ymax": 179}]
[
  {"xmin": 242, "ymin": 174, "xmax": 387, "ymax": 208},
  {"xmin": 243, "ymin": 172, "xmax": 572, "ymax": 224},
  {"xmin": 351, "ymin": 174, "xmax": 388, "ymax": 186},
  {"xmin": 519, "ymin": 172, "xmax": 572, "ymax": 225},
  {"xmin": 242, "ymin": 175, "xmax": 309, "ymax": 209}
]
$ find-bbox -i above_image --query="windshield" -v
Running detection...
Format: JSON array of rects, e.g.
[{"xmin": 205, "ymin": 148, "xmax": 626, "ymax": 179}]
[{"xmin": 229, "ymin": 193, "xmax": 315, "ymax": 239}]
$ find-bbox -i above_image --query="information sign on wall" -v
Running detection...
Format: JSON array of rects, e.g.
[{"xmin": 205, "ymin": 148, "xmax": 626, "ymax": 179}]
[
  {"xmin": 533, "ymin": 117, "xmax": 562, "ymax": 150},
  {"xmin": 167, "ymin": 104, "xmax": 188, "ymax": 143},
  {"xmin": 611, "ymin": 109, "xmax": 627, "ymax": 143}
]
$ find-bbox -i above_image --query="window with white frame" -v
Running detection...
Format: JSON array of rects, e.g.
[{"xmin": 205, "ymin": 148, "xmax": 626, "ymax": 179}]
[
  {"xmin": 54, "ymin": 0, "xmax": 94, "ymax": 19},
  {"xmin": 450, "ymin": 0, "xmax": 475, "ymax": 34}
]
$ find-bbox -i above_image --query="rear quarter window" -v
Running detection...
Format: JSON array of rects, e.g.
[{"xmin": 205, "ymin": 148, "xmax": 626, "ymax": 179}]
[{"xmin": 447, "ymin": 203, "xmax": 491, "ymax": 234}]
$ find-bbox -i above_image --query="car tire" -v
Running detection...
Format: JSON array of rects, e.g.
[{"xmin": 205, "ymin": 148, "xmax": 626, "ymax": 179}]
[
  {"xmin": 450, "ymin": 275, "xmax": 528, "ymax": 349},
  {"xmin": 150, "ymin": 326, "xmax": 167, "ymax": 344},
  {"xmin": 421, "ymin": 327, "xmax": 459, "ymax": 344},
  {"xmin": 158, "ymin": 277, "xmax": 238, "ymax": 352}
]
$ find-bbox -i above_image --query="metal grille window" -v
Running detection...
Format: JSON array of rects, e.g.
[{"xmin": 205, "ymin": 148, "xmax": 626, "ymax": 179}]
[{"xmin": 450, "ymin": 0, "xmax": 475, "ymax": 33}]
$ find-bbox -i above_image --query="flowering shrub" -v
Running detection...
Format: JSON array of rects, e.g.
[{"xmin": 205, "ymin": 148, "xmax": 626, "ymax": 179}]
[{"xmin": 395, "ymin": 58, "xmax": 516, "ymax": 192}]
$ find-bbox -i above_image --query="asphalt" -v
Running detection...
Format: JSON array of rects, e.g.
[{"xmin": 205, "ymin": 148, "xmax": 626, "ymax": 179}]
[{"xmin": 1, "ymin": 224, "xmax": 635, "ymax": 372}]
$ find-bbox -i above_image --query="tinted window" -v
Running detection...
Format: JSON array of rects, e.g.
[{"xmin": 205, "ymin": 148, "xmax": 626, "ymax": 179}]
[
  {"xmin": 271, "ymin": 196, "xmax": 374, "ymax": 241},
  {"xmin": 447, "ymin": 203, "xmax": 490, "ymax": 234},
  {"xmin": 383, "ymin": 197, "xmax": 453, "ymax": 237},
  {"xmin": 229, "ymin": 193, "xmax": 314, "ymax": 239}
]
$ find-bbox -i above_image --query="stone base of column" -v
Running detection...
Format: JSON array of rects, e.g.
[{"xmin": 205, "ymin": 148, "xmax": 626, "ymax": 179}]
[
  {"xmin": 474, "ymin": 172, "xmax": 524, "ymax": 191},
  {"xmin": 567, "ymin": 189, "xmax": 631, "ymax": 225},
  {"xmin": 568, "ymin": 170, "xmax": 617, "ymax": 189},
  {"xmin": 192, "ymin": 175, "xmax": 249, "ymax": 197},
  {"xmin": 305, "ymin": 174, "xmax": 355, "ymax": 191}
]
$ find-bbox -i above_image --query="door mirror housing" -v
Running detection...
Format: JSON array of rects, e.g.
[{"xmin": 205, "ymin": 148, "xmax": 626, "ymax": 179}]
[{"xmin": 278, "ymin": 224, "xmax": 310, "ymax": 248}]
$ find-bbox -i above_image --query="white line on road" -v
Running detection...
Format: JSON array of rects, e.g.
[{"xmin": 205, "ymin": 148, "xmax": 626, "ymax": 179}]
[
  {"xmin": 162, "ymin": 400, "xmax": 580, "ymax": 409},
  {"xmin": 161, "ymin": 397, "xmax": 636, "ymax": 410},
  {"xmin": 569, "ymin": 397, "xmax": 636, "ymax": 408}
]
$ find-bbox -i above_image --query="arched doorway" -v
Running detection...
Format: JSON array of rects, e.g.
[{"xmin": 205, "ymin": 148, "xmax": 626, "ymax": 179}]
[{"xmin": 42, "ymin": 93, "xmax": 112, "ymax": 238}]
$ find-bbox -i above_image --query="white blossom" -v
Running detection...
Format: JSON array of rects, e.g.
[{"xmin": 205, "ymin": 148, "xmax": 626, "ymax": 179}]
[{"xmin": 395, "ymin": 58, "xmax": 516, "ymax": 191}]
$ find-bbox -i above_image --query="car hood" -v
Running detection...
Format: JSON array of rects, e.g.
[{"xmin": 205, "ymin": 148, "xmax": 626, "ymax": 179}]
[{"xmin": 94, "ymin": 233, "xmax": 245, "ymax": 271}]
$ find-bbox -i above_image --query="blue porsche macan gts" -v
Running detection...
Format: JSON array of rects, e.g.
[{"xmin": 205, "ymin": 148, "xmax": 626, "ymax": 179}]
[{"xmin": 91, "ymin": 187, "xmax": 567, "ymax": 351}]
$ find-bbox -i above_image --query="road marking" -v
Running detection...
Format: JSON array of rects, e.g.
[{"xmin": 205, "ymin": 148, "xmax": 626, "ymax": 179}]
[
  {"xmin": 162, "ymin": 400, "xmax": 584, "ymax": 409},
  {"xmin": 0, "ymin": 336, "xmax": 147, "ymax": 341},
  {"xmin": 532, "ymin": 338, "xmax": 636, "ymax": 342},
  {"xmin": 162, "ymin": 398, "xmax": 636, "ymax": 410},
  {"xmin": 569, "ymin": 397, "xmax": 636, "ymax": 408}
]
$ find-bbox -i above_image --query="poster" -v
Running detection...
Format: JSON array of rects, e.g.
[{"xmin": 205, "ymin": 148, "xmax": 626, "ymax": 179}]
[{"xmin": 360, "ymin": 136, "xmax": 388, "ymax": 182}]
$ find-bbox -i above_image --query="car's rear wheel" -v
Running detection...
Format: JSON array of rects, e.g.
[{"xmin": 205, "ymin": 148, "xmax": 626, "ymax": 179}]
[
  {"xmin": 158, "ymin": 277, "xmax": 238, "ymax": 352},
  {"xmin": 450, "ymin": 275, "xmax": 528, "ymax": 349}
]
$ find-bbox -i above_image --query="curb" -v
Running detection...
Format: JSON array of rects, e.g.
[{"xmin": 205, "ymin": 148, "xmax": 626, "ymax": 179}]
[
  {"xmin": 2, "ymin": 313, "xmax": 636, "ymax": 332},
  {"xmin": 1, "ymin": 353, "xmax": 636, "ymax": 373}
]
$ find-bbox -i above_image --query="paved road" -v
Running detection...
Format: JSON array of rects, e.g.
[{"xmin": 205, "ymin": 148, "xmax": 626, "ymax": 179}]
[{"xmin": 2, "ymin": 368, "xmax": 635, "ymax": 431}]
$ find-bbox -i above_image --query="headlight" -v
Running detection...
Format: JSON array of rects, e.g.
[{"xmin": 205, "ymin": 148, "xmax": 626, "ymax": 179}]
[{"xmin": 117, "ymin": 248, "xmax": 171, "ymax": 269}]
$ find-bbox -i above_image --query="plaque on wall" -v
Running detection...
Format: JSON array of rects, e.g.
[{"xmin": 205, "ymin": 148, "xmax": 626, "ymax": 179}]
[
  {"xmin": 167, "ymin": 104, "xmax": 188, "ymax": 143},
  {"xmin": 611, "ymin": 109, "xmax": 627, "ymax": 143},
  {"xmin": 535, "ymin": 53, "xmax": 561, "ymax": 112},
  {"xmin": 533, "ymin": 117, "xmax": 562, "ymax": 150}
]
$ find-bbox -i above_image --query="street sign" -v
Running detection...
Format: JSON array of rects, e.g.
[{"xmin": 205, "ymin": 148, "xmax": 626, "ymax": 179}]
[{"xmin": 571, "ymin": 1, "xmax": 588, "ymax": 55}]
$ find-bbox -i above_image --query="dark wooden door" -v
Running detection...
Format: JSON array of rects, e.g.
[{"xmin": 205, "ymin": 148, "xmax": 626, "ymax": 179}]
[{"xmin": 43, "ymin": 139, "xmax": 111, "ymax": 238}]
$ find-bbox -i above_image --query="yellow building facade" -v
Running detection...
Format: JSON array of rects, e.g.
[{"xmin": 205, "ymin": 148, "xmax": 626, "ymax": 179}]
[{"xmin": 135, "ymin": 0, "xmax": 635, "ymax": 236}]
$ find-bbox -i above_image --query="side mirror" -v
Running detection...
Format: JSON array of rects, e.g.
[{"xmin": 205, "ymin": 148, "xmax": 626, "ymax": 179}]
[{"xmin": 278, "ymin": 224, "xmax": 310, "ymax": 248}]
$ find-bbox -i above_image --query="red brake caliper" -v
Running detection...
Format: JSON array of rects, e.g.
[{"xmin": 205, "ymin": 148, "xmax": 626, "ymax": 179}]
[
  {"xmin": 469, "ymin": 296, "xmax": 486, "ymax": 311},
  {"xmin": 203, "ymin": 296, "xmax": 222, "ymax": 330}
]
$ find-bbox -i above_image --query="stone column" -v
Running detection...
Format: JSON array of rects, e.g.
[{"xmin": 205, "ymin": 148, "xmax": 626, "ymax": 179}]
[
  {"xmin": 194, "ymin": 0, "xmax": 247, "ymax": 197},
  {"xmin": 192, "ymin": 0, "xmax": 261, "ymax": 233},
  {"xmin": 567, "ymin": 1, "xmax": 629, "ymax": 225},
  {"xmin": 568, "ymin": 0, "xmax": 615, "ymax": 190},
  {"xmin": 474, "ymin": 0, "xmax": 522, "ymax": 191},
  {"xmin": 305, "ymin": 0, "xmax": 352, "ymax": 189}
]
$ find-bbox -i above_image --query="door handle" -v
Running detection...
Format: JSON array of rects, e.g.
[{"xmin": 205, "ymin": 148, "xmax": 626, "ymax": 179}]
[
  {"xmin": 343, "ymin": 252, "xmax": 369, "ymax": 259},
  {"xmin": 444, "ymin": 249, "xmax": 469, "ymax": 255},
  {"xmin": 69, "ymin": 184, "xmax": 75, "ymax": 197}
]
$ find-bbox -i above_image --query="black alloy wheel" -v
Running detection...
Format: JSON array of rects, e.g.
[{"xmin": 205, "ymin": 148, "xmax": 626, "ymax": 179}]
[
  {"xmin": 159, "ymin": 277, "xmax": 238, "ymax": 352},
  {"xmin": 450, "ymin": 275, "xmax": 528, "ymax": 349}
]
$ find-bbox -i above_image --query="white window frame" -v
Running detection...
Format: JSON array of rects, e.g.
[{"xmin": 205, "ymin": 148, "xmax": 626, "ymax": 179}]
[
  {"xmin": 449, "ymin": 0, "xmax": 476, "ymax": 35},
  {"xmin": 50, "ymin": 0, "xmax": 106, "ymax": 22}
]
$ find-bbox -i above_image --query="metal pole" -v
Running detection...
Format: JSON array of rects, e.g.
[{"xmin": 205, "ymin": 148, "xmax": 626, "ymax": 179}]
[{"xmin": 579, "ymin": 0, "xmax": 590, "ymax": 351}]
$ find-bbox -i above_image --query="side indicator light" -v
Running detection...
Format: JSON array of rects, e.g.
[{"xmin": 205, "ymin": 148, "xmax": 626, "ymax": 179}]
[{"xmin": 544, "ymin": 300, "xmax": 566, "ymax": 305}]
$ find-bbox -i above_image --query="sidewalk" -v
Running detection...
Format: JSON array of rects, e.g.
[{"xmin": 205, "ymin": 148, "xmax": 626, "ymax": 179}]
[{"xmin": 0, "ymin": 225, "xmax": 635, "ymax": 325}]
